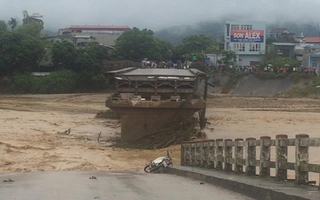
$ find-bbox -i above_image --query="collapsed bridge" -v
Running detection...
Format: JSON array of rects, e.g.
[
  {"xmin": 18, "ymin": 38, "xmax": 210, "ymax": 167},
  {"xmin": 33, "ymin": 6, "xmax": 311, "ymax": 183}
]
[{"xmin": 105, "ymin": 67, "xmax": 207, "ymax": 143}]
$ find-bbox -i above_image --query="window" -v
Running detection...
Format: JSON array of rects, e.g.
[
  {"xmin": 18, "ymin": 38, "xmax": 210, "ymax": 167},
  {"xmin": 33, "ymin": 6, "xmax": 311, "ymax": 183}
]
[
  {"xmin": 233, "ymin": 43, "xmax": 245, "ymax": 51},
  {"xmin": 240, "ymin": 25, "xmax": 252, "ymax": 30},
  {"xmin": 231, "ymin": 24, "xmax": 240, "ymax": 30},
  {"xmin": 226, "ymin": 24, "xmax": 230, "ymax": 36},
  {"xmin": 249, "ymin": 43, "xmax": 261, "ymax": 52}
]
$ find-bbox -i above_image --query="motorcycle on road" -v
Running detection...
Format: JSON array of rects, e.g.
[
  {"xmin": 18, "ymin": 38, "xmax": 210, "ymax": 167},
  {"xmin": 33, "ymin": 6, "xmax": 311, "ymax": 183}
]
[{"xmin": 144, "ymin": 151, "xmax": 173, "ymax": 173}]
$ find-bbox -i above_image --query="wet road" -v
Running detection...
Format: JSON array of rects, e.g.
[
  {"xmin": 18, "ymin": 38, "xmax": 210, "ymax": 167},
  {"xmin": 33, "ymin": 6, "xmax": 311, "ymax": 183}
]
[{"xmin": 0, "ymin": 171, "xmax": 252, "ymax": 200}]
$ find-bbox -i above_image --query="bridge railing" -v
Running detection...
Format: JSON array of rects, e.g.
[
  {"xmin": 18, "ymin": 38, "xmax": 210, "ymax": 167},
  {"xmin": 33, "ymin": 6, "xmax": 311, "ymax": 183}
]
[{"xmin": 181, "ymin": 134, "xmax": 320, "ymax": 188}]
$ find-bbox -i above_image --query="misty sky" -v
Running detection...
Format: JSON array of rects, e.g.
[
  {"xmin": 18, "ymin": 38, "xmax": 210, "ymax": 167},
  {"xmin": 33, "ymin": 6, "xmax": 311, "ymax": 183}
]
[{"xmin": 1, "ymin": 0, "xmax": 319, "ymax": 31}]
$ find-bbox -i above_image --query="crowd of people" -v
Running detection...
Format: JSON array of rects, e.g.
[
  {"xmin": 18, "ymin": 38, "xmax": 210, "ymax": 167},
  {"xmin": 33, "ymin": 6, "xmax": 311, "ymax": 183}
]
[
  {"xmin": 141, "ymin": 58, "xmax": 319, "ymax": 76},
  {"xmin": 210, "ymin": 64, "xmax": 318, "ymax": 76},
  {"xmin": 141, "ymin": 59, "xmax": 192, "ymax": 69}
]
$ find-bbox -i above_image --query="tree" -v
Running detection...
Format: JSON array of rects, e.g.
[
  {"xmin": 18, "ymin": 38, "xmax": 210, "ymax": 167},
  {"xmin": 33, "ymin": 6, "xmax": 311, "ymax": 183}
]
[
  {"xmin": 74, "ymin": 48, "xmax": 100, "ymax": 73},
  {"xmin": 259, "ymin": 50, "xmax": 301, "ymax": 70},
  {"xmin": 51, "ymin": 40, "xmax": 76, "ymax": 70},
  {"xmin": 8, "ymin": 18, "xmax": 18, "ymax": 29},
  {"xmin": 0, "ymin": 20, "xmax": 7, "ymax": 32},
  {"xmin": 173, "ymin": 35, "xmax": 217, "ymax": 61},
  {"xmin": 22, "ymin": 10, "xmax": 43, "ymax": 27},
  {"xmin": 220, "ymin": 50, "xmax": 237, "ymax": 66},
  {"xmin": 0, "ymin": 31, "xmax": 45, "ymax": 75},
  {"xmin": 51, "ymin": 40, "xmax": 109, "ymax": 73},
  {"xmin": 151, "ymin": 38, "xmax": 172, "ymax": 61},
  {"xmin": 14, "ymin": 21, "xmax": 43, "ymax": 38},
  {"xmin": 113, "ymin": 27, "xmax": 169, "ymax": 61},
  {"xmin": 86, "ymin": 42, "xmax": 110, "ymax": 61},
  {"xmin": 20, "ymin": 10, "xmax": 43, "ymax": 37}
]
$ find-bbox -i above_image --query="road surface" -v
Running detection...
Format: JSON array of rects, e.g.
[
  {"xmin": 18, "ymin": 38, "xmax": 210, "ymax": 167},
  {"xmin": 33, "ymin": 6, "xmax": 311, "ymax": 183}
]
[{"xmin": 0, "ymin": 171, "xmax": 252, "ymax": 200}]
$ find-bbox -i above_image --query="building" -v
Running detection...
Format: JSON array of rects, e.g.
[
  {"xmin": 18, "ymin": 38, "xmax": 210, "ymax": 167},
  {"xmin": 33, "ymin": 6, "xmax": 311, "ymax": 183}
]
[
  {"xmin": 58, "ymin": 25, "xmax": 130, "ymax": 47},
  {"xmin": 224, "ymin": 21, "xmax": 266, "ymax": 66},
  {"xmin": 270, "ymin": 43, "xmax": 296, "ymax": 59},
  {"xmin": 105, "ymin": 67, "xmax": 206, "ymax": 141},
  {"xmin": 304, "ymin": 37, "xmax": 320, "ymax": 45},
  {"xmin": 268, "ymin": 28, "xmax": 293, "ymax": 40},
  {"xmin": 306, "ymin": 51, "xmax": 320, "ymax": 71}
]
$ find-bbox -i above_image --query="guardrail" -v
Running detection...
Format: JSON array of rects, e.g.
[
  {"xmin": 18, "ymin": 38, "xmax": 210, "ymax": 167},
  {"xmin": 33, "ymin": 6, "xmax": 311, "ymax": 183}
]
[{"xmin": 181, "ymin": 134, "xmax": 320, "ymax": 188}]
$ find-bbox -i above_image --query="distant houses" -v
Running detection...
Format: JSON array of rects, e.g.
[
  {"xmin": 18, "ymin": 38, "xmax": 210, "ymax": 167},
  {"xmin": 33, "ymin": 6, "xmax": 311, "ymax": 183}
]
[
  {"xmin": 223, "ymin": 21, "xmax": 320, "ymax": 71},
  {"xmin": 58, "ymin": 25, "xmax": 130, "ymax": 47},
  {"xmin": 43, "ymin": 22, "xmax": 320, "ymax": 72}
]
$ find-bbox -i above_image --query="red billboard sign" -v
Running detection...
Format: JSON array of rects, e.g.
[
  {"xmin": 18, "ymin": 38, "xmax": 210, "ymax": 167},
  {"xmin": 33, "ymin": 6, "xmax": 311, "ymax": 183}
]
[{"xmin": 231, "ymin": 30, "xmax": 264, "ymax": 43}]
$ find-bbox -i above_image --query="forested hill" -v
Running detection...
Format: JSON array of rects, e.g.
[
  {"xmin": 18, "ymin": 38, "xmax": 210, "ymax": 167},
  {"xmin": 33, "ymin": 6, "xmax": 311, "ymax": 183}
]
[{"xmin": 154, "ymin": 20, "xmax": 320, "ymax": 45}]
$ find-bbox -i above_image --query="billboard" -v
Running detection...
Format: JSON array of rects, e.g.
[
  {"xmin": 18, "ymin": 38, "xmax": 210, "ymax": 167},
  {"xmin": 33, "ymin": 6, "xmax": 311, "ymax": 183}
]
[{"xmin": 231, "ymin": 30, "xmax": 264, "ymax": 43}]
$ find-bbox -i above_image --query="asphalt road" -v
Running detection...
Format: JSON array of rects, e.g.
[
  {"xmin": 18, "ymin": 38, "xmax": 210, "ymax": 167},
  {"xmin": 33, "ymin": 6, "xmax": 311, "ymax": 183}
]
[{"xmin": 0, "ymin": 171, "xmax": 252, "ymax": 200}]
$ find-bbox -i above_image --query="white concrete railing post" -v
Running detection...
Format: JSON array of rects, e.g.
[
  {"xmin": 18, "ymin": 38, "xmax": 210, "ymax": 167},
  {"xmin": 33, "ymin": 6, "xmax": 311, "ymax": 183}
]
[
  {"xmin": 259, "ymin": 136, "xmax": 271, "ymax": 178},
  {"xmin": 295, "ymin": 134, "xmax": 309, "ymax": 185},
  {"xmin": 234, "ymin": 138, "xmax": 244, "ymax": 173},
  {"xmin": 275, "ymin": 134, "xmax": 288, "ymax": 181}
]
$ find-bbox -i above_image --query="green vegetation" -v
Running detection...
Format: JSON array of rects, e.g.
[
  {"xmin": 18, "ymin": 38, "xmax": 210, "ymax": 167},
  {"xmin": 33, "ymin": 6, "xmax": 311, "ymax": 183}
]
[
  {"xmin": 2, "ymin": 10, "xmax": 320, "ymax": 98},
  {"xmin": 219, "ymin": 50, "xmax": 237, "ymax": 67},
  {"xmin": 280, "ymin": 74, "xmax": 320, "ymax": 98},
  {"xmin": 113, "ymin": 27, "xmax": 172, "ymax": 61},
  {"xmin": 8, "ymin": 70, "xmax": 109, "ymax": 94},
  {"xmin": 172, "ymin": 35, "xmax": 217, "ymax": 61},
  {"xmin": 0, "ymin": 12, "xmax": 225, "ymax": 95},
  {"xmin": 0, "ymin": 11, "xmax": 111, "ymax": 94},
  {"xmin": 288, "ymin": 73, "xmax": 311, "ymax": 84},
  {"xmin": 221, "ymin": 72, "xmax": 249, "ymax": 94},
  {"xmin": 9, "ymin": 70, "xmax": 77, "ymax": 94}
]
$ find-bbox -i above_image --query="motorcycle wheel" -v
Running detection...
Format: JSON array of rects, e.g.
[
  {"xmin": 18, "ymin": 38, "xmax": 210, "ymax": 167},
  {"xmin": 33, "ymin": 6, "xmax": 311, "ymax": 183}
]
[
  {"xmin": 144, "ymin": 165, "xmax": 152, "ymax": 173},
  {"xmin": 158, "ymin": 166, "xmax": 165, "ymax": 173}
]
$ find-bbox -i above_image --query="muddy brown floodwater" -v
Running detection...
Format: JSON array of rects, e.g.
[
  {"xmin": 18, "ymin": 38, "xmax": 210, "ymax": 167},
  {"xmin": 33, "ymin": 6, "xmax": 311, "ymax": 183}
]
[{"xmin": 1, "ymin": 93, "xmax": 320, "ymax": 182}]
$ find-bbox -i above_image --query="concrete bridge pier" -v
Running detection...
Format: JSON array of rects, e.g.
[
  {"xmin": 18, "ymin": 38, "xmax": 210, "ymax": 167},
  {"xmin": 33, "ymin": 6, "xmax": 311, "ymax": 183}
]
[{"xmin": 106, "ymin": 99, "xmax": 206, "ymax": 141}]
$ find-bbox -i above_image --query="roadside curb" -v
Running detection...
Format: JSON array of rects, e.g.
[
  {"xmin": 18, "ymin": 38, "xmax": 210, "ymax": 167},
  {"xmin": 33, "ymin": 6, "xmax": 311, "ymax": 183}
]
[{"xmin": 167, "ymin": 166, "xmax": 320, "ymax": 200}]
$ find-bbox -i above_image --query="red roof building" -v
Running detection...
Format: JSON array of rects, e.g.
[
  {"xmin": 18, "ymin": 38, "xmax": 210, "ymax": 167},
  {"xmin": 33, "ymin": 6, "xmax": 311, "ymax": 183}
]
[
  {"xmin": 68, "ymin": 25, "xmax": 130, "ymax": 32},
  {"xmin": 304, "ymin": 37, "xmax": 320, "ymax": 44}
]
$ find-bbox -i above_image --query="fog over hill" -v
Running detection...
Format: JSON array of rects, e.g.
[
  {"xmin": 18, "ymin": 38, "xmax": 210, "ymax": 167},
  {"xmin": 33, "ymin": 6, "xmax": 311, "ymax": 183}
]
[
  {"xmin": 154, "ymin": 20, "xmax": 320, "ymax": 45},
  {"xmin": 3, "ymin": 0, "xmax": 320, "ymax": 42},
  {"xmin": 41, "ymin": 19, "xmax": 320, "ymax": 45}
]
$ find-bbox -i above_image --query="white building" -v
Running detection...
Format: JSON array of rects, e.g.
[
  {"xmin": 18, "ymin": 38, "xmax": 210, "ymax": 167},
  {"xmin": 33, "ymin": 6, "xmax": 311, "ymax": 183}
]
[
  {"xmin": 224, "ymin": 21, "xmax": 266, "ymax": 66},
  {"xmin": 58, "ymin": 25, "xmax": 130, "ymax": 47}
]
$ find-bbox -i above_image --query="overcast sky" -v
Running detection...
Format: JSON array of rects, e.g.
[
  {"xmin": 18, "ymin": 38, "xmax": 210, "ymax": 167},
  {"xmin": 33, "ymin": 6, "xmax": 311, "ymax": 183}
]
[{"xmin": 1, "ymin": 0, "xmax": 319, "ymax": 31}]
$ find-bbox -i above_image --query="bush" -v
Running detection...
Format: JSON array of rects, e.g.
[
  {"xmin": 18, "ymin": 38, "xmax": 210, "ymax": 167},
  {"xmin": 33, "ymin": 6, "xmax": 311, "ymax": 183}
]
[
  {"xmin": 76, "ymin": 71, "xmax": 108, "ymax": 91},
  {"xmin": 282, "ymin": 76, "xmax": 320, "ymax": 98},
  {"xmin": 9, "ymin": 73, "xmax": 34, "ymax": 93},
  {"xmin": 289, "ymin": 73, "xmax": 313, "ymax": 84},
  {"xmin": 220, "ymin": 71, "xmax": 249, "ymax": 94},
  {"xmin": 9, "ymin": 70, "xmax": 78, "ymax": 94},
  {"xmin": 289, "ymin": 73, "xmax": 300, "ymax": 84}
]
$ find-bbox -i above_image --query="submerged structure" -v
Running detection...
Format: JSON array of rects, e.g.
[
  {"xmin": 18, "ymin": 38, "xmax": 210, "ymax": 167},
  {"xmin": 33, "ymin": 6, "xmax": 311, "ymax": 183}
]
[{"xmin": 105, "ymin": 68, "xmax": 206, "ymax": 142}]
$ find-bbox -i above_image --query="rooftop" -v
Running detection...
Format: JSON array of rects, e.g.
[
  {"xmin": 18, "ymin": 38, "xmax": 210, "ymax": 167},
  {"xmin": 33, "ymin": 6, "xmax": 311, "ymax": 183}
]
[
  {"xmin": 304, "ymin": 37, "xmax": 320, "ymax": 43},
  {"xmin": 269, "ymin": 28, "xmax": 290, "ymax": 34},
  {"xmin": 122, "ymin": 68, "xmax": 203, "ymax": 77},
  {"xmin": 68, "ymin": 25, "xmax": 130, "ymax": 31},
  {"xmin": 272, "ymin": 42, "xmax": 295, "ymax": 46}
]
